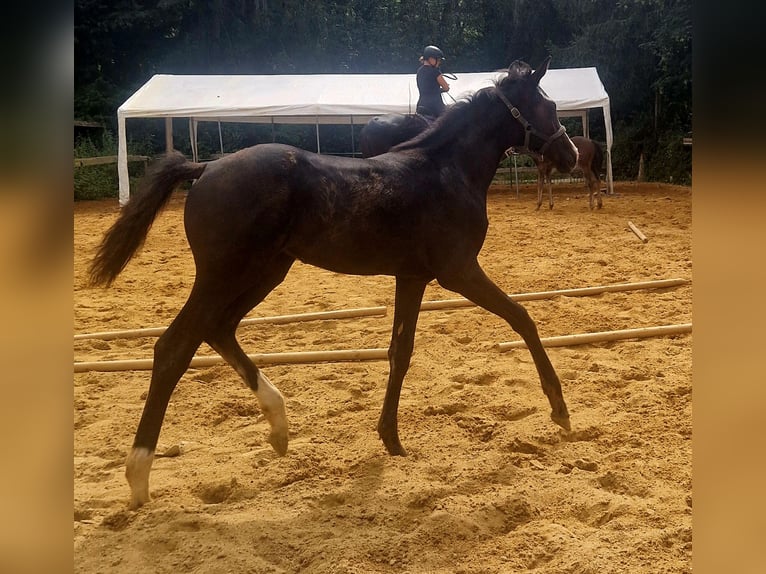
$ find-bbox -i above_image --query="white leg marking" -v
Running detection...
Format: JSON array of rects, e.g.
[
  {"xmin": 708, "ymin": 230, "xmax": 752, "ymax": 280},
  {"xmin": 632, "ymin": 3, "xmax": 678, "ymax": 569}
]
[
  {"xmin": 125, "ymin": 447, "xmax": 154, "ymax": 509},
  {"xmin": 255, "ymin": 372, "xmax": 289, "ymax": 456}
]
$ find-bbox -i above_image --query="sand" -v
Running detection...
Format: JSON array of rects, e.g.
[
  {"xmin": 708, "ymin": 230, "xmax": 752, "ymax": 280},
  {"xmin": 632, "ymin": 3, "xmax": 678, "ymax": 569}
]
[{"xmin": 74, "ymin": 181, "xmax": 692, "ymax": 573}]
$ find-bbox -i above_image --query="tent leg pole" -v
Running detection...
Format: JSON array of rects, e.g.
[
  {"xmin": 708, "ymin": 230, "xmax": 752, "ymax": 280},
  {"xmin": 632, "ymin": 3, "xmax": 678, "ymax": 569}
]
[
  {"xmin": 583, "ymin": 111, "xmax": 589, "ymax": 139},
  {"xmin": 607, "ymin": 149, "xmax": 614, "ymax": 195},
  {"xmin": 188, "ymin": 118, "xmax": 198, "ymax": 163},
  {"xmin": 165, "ymin": 118, "xmax": 173, "ymax": 152}
]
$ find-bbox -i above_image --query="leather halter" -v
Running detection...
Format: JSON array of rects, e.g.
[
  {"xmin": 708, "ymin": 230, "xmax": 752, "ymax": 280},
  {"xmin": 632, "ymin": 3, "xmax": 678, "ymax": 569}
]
[{"xmin": 495, "ymin": 88, "xmax": 567, "ymax": 157}]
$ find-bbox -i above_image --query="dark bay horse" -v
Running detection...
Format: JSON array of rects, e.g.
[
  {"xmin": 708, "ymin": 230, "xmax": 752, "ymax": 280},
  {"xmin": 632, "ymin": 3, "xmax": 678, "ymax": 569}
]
[
  {"xmin": 532, "ymin": 135, "xmax": 604, "ymax": 210},
  {"xmin": 89, "ymin": 57, "xmax": 577, "ymax": 509},
  {"xmin": 359, "ymin": 72, "xmax": 458, "ymax": 158},
  {"xmin": 359, "ymin": 113, "xmax": 430, "ymax": 158}
]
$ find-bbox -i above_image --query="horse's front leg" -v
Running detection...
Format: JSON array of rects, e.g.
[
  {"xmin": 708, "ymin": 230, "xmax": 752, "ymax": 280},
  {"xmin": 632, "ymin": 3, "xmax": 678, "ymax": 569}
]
[
  {"xmin": 536, "ymin": 171, "xmax": 544, "ymax": 210},
  {"xmin": 547, "ymin": 175, "xmax": 554, "ymax": 210},
  {"xmin": 377, "ymin": 276, "xmax": 428, "ymax": 456},
  {"xmin": 438, "ymin": 261, "xmax": 570, "ymax": 431}
]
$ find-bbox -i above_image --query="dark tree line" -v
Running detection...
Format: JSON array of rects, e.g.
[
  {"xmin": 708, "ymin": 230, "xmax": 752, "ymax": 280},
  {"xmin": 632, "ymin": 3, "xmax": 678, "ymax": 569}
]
[{"xmin": 75, "ymin": 0, "xmax": 691, "ymax": 183}]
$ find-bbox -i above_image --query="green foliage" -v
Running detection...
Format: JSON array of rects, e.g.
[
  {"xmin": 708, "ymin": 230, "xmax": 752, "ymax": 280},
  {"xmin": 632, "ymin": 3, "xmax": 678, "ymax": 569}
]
[
  {"xmin": 644, "ymin": 129, "xmax": 692, "ymax": 185},
  {"xmin": 610, "ymin": 119, "xmax": 691, "ymax": 185},
  {"xmin": 610, "ymin": 119, "xmax": 644, "ymax": 181},
  {"xmin": 551, "ymin": 0, "xmax": 691, "ymax": 183},
  {"xmin": 74, "ymin": 130, "xmax": 148, "ymax": 201},
  {"xmin": 74, "ymin": 131, "xmax": 117, "ymax": 201}
]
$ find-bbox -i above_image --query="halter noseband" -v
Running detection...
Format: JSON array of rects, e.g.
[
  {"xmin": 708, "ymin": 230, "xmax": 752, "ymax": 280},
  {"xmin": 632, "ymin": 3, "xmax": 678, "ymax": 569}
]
[{"xmin": 495, "ymin": 88, "xmax": 567, "ymax": 157}]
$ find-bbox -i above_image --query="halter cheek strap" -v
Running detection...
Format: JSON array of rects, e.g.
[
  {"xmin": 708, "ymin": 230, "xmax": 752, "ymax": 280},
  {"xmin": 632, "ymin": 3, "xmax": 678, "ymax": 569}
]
[{"xmin": 495, "ymin": 88, "xmax": 567, "ymax": 156}]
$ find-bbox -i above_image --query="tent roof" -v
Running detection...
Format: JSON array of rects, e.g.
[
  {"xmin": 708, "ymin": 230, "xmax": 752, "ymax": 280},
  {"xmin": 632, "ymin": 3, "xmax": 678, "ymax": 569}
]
[{"xmin": 118, "ymin": 67, "xmax": 610, "ymax": 124}]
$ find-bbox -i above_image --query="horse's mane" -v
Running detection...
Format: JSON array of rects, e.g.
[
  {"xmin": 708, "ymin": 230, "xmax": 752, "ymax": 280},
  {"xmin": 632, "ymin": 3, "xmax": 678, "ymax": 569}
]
[
  {"xmin": 391, "ymin": 89, "xmax": 493, "ymax": 154},
  {"xmin": 392, "ymin": 62, "xmax": 533, "ymax": 155}
]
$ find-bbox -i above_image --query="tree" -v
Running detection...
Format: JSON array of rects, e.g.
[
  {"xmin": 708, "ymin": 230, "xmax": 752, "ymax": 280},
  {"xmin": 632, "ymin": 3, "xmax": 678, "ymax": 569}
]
[
  {"xmin": 549, "ymin": 0, "xmax": 691, "ymax": 182},
  {"xmin": 75, "ymin": 0, "xmax": 188, "ymax": 125}
]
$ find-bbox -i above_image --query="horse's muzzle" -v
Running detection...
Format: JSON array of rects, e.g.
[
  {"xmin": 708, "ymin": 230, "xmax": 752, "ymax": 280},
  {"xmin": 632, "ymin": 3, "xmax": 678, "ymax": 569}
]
[{"xmin": 549, "ymin": 135, "xmax": 579, "ymax": 173}]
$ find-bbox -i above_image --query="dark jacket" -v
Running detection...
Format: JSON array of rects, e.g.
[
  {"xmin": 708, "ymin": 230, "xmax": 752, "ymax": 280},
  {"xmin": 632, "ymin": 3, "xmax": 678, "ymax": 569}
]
[{"xmin": 416, "ymin": 64, "xmax": 446, "ymax": 118}]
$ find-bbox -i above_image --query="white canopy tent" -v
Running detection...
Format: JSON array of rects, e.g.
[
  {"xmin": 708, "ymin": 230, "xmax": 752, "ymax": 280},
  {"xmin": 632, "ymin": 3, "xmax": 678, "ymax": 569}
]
[{"xmin": 117, "ymin": 68, "xmax": 613, "ymax": 205}]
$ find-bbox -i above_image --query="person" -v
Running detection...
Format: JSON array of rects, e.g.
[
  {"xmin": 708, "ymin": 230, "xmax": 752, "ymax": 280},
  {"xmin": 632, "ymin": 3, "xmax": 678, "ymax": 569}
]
[{"xmin": 415, "ymin": 45, "xmax": 450, "ymax": 119}]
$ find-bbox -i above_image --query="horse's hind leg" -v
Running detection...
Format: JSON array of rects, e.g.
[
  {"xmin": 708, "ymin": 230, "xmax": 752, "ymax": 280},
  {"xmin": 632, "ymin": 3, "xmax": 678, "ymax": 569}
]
[
  {"xmin": 126, "ymin": 256, "xmax": 294, "ymax": 508},
  {"xmin": 437, "ymin": 261, "xmax": 570, "ymax": 431},
  {"xmin": 207, "ymin": 332, "xmax": 289, "ymax": 455},
  {"xmin": 592, "ymin": 173, "xmax": 603, "ymax": 209},
  {"xmin": 205, "ymin": 254, "xmax": 296, "ymax": 456},
  {"xmin": 126, "ymin": 288, "xmax": 214, "ymax": 509},
  {"xmin": 378, "ymin": 276, "xmax": 428, "ymax": 456},
  {"xmin": 585, "ymin": 171, "xmax": 601, "ymax": 210}
]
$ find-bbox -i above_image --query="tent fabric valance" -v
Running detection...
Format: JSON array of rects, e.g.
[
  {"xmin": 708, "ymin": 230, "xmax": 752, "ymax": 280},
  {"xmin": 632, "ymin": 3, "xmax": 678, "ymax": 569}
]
[{"xmin": 117, "ymin": 68, "xmax": 613, "ymax": 204}]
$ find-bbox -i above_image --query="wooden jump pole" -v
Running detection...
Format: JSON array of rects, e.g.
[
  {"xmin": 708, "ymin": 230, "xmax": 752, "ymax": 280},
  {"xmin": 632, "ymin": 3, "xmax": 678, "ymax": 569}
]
[
  {"xmin": 74, "ymin": 348, "xmax": 389, "ymax": 373},
  {"xmin": 74, "ymin": 306, "xmax": 388, "ymax": 341},
  {"xmin": 76, "ymin": 279, "xmax": 688, "ymax": 341},
  {"xmin": 496, "ymin": 323, "xmax": 692, "ymax": 351},
  {"xmin": 628, "ymin": 221, "xmax": 649, "ymax": 243},
  {"xmin": 419, "ymin": 278, "xmax": 688, "ymax": 311}
]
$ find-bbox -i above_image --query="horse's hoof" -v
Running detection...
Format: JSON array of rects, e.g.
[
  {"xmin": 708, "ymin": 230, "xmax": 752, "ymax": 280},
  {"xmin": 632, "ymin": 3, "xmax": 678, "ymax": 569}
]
[
  {"xmin": 380, "ymin": 433, "xmax": 408, "ymax": 456},
  {"xmin": 386, "ymin": 443, "xmax": 408, "ymax": 457},
  {"xmin": 268, "ymin": 430, "xmax": 289, "ymax": 456},
  {"xmin": 551, "ymin": 412, "xmax": 571, "ymax": 431},
  {"xmin": 125, "ymin": 447, "xmax": 153, "ymax": 510},
  {"xmin": 128, "ymin": 494, "xmax": 149, "ymax": 510}
]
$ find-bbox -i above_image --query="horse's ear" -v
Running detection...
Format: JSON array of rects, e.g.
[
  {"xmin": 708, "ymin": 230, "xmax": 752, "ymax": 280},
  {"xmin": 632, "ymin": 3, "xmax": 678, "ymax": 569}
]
[
  {"xmin": 531, "ymin": 56, "xmax": 552, "ymax": 85},
  {"xmin": 507, "ymin": 60, "xmax": 532, "ymax": 80}
]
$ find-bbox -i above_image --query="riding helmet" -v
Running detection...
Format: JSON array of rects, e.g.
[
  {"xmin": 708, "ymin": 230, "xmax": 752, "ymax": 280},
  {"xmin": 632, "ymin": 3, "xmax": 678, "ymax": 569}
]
[{"xmin": 422, "ymin": 45, "xmax": 445, "ymax": 61}]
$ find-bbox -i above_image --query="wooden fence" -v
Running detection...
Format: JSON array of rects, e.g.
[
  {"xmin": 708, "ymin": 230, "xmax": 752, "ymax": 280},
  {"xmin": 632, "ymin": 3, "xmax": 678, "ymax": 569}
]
[{"xmin": 73, "ymin": 155, "xmax": 150, "ymax": 168}]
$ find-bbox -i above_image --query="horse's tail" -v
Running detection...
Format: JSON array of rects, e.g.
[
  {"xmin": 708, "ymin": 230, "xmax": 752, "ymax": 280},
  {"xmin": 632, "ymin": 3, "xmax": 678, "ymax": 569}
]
[
  {"xmin": 591, "ymin": 141, "xmax": 604, "ymax": 180},
  {"xmin": 88, "ymin": 151, "xmax": 206, "ymax": 287}
]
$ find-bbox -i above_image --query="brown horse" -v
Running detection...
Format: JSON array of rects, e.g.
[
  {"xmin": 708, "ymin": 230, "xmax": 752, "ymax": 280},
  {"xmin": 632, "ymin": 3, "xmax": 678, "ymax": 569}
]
[
  {"xmin": 88, "ymin": 58, "xmax": 577, "ymax": 509},
  {"xmin": 532, "ymin": 135, "xmax": 604, "ymax": 210}
]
